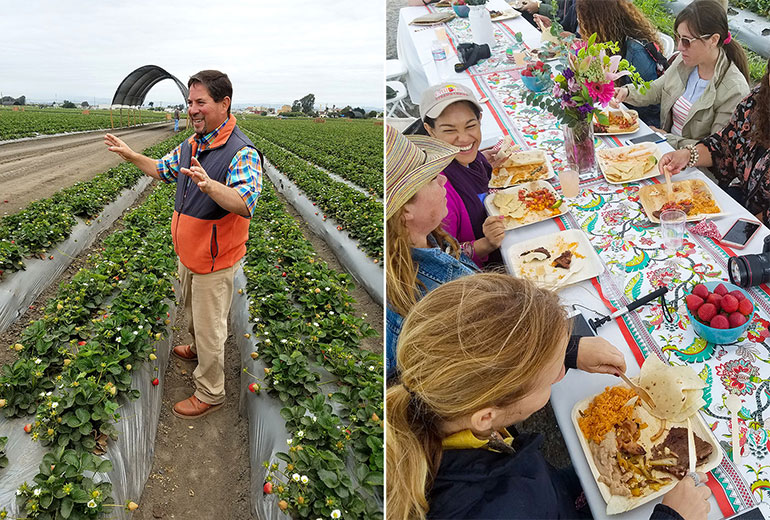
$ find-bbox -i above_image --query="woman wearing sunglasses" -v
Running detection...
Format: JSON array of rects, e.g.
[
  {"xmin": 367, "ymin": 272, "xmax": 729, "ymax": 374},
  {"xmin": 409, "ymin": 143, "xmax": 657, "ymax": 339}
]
[{"xmin": 611, "ymin": 0, "xmax": 749, "ymax": 149}]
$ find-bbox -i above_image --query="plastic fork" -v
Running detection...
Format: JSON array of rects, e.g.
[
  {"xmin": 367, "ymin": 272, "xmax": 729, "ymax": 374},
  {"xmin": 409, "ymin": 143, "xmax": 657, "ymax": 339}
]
[{"xmin": 617, "ymin": 372, "xmax": 656, "ymax": 409}]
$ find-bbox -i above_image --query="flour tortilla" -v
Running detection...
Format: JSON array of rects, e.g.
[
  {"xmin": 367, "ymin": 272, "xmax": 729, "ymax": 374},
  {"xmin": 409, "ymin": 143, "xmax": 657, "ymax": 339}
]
[
  {"xmin": 638, "ymin": 357, "xmax": 705, "ymax": 422},
  {"xmin": 598, "ymin": 144, "xmax": 658, "ymax": 182}
]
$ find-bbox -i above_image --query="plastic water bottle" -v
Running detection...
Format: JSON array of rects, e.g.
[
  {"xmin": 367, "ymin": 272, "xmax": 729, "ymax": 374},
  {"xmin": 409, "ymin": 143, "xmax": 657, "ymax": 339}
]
[{"xmin": 431, "ymin": 40, "xmax": 449, "ymax": 80}]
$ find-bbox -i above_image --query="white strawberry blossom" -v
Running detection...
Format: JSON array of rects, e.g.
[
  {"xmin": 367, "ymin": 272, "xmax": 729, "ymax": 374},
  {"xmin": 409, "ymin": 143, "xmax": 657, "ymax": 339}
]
[
  {"xmin": 292, "ymin": 473, "xmax": 300, "ymax": 482},
  {"xmin": 301, "ymin": 475, "xmax": 309, "ymax": 484},
  {"xmin": 286, "ymin": 439, "xmax": 293, "ymax": 445},
  {"xmin": 87, "ymin": 499, "xmax": 96, "ymax": 508},
  {"xmin": 331, "ymin": 510, "xmax": 341, "ymax": 519},
  {"xmin": 33, "ymin": 489, "xmax": 41, "ymax": 496}
]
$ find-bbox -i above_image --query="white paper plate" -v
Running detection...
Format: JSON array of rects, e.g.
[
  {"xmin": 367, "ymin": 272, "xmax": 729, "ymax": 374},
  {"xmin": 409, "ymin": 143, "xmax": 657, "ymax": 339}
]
[
  {"xmin": 571, "ymin": 390, "xmax": 722, "ymax": 515},
  {"xmin": 484, "ymin": 180, "xmax": 569, "ymax": 230},
  {"xmin": 596, "ymin": 143, "xmax": 663, "ymax": 185},
  {"xmin": 506, "ymin": 228, "xmax": 602, "ymax": 290}
]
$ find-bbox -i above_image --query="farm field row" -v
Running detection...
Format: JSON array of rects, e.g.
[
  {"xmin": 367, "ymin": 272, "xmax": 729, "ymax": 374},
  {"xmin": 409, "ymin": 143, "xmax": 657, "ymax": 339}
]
[
  {"xmin": 0, "ymin": 179, "xmax": 178, "ymax": 518},
  {"xmin": 240, "ymin": 180, "xmax": 383, "ymax": 519},
  {"xmin": 243, "ymin": 129, "xmax": 384, "ymax": 263},
  {"xmin": 0, "ymin": 107, "xmax": 172, "ymax": 141},
  {"xmin": 239, "ymin": 117, "xmax": 383, "ymax": 198},
  {"xmin": 0, "ymin": 131, "xmax": 192, "ymax": 278}
]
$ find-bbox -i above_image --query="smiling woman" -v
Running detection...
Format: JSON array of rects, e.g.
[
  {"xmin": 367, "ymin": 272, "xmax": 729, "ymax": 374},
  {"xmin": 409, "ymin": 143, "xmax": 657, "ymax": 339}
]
[{"xmin": 419, "ymin": 83, "xmax": 506, "ymax": 268}]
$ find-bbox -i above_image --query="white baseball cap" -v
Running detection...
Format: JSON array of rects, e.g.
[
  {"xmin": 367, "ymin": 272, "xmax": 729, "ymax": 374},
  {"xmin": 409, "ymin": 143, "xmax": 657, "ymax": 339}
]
[{"xmin": 419, "ymin": 83, "xmax": 483, "ymax": 120}]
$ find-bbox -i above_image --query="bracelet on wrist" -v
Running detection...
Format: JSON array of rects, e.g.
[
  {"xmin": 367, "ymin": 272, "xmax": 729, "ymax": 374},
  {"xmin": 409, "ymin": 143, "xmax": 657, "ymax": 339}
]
[{"xmin": 685, "ymin": 144, "xmax": 699, "ymax": 168}]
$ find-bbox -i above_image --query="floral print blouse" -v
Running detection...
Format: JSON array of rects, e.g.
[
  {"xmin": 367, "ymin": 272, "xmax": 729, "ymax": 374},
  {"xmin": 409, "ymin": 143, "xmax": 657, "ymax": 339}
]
[{"xmin": 701, "ymin": 86, "xmax": 770, "ymax": 226}]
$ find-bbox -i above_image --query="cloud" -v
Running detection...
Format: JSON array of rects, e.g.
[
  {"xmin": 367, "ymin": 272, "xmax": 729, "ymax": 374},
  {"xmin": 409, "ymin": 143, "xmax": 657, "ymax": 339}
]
[{"xmin": 0, "ymin": 0, "xmax": 384, "ymax": 108}]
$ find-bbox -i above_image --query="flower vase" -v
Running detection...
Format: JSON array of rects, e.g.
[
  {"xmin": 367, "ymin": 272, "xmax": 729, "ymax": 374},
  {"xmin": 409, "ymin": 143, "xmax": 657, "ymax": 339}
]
[
  {"xmin": 563, "ymin": 119, "xmax": 596, "ymax": 175},
  {"xmin": 469, "ymin": 5, "xmax": 495, "ymax": 48}
]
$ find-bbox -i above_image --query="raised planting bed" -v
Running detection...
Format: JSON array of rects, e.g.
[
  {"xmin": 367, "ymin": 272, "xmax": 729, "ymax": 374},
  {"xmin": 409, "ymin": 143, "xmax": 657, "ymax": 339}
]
[
  {"xmin": 234, "ymin": 180, "xmax": 383, "ymax": 519},
  {"xmin": 0, "ymin": 182, "xmax": 180, "ymax": 519}
]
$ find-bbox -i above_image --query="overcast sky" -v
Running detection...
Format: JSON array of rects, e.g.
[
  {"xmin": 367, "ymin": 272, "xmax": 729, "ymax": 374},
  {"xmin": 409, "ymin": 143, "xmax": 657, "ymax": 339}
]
[{"xmin": 1, "ymin": 1, "xmax": 384, "ymax": 109}]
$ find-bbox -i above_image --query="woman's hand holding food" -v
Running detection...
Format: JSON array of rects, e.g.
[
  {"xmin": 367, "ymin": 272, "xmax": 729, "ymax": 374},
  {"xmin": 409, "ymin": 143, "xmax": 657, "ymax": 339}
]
[
  {"xmin": 482, "ymin": 215, "xmax": 506, "ymax": 248},
  {"xmin": 661, "ymin": 472, "xmax": 712, "ymax": 520},
  {"xmin": 610, "ymin": 87, "xmax": 629, "ymax": 109},
  {"xmin": 576, "ymin": 337, "xmax": 627, "ymax": 375},
  {"xmin": 658, "ymin": 149, "xmax": 691, "ymax": 175}
]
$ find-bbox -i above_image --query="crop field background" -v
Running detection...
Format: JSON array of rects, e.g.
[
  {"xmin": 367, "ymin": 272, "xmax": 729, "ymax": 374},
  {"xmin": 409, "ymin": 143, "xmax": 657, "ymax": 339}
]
[
  {"xmin": 0, "ymin": 107, "xmax": 174, "ymax": 141},
  {"xmin": 0, "ymin": 115, "xmax": 383, "ymax": 519}
]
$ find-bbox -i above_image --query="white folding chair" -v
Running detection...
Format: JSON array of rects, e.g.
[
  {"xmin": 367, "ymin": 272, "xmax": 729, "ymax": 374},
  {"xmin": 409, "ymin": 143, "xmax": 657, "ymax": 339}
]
[
  {"xmin": 658, "ymin": 32, "xmax": 675, "ymax": 58},
  {"xmin": 386, "ymin": 59, "xmax": 408, "ymax": 81},
  {"xmin": 386, "ymin": 81, "xmax": 410, "ymax": 118}
]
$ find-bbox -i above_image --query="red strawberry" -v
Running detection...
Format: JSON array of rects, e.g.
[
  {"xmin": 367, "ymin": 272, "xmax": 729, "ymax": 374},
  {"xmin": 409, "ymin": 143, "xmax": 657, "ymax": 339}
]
[
  {"xmin": 521, "ymin": 69, "xmax": 532, "ymax": 77},
  {"xmin": 721, "ymin": 294, "xmax": 739, "ymax": 313},
  {"xmin": 739, "ymin": 298, "xmax": 754, "ymax": 316},
  {"xmin": 24, "ymin": 423, "xmax": 32, "ymax": 433},
  {"xmin": 692, "ymin": 284, "xmax": 709, "ymax": 299},
  {"xmin": 729, "ymin": 312, "xmax": 747, "ymax": 328},
  {"xmin": 248, "ymin": 382, "xmax": 260, "ymax": 393},
  {"xmin": 714, "ymin": 283, "xmax": 729, "ymax": 296},
  {"xmin": 78, "ymin": 340, "xmax": 86, "ymax": 346},
  {"xmin": 152, "ymin": 378, "xmax": 159, "ymax": 386},
  {"xmin": 281, "ymin": 272, "xmax": 287, "ymax": 277},
  {"xmin": 263, "ymin": 482, "xmax": 273, "ymax": 494},
  {"xmin": 729, "ymin": 290, "xmax": 746, "ymax": 301},
  {"xmin": 710, "ymin": 315, "xmax": 729, "ymax": 329},
  {"xmin": 685, "ymin": 294, "xmax": 704, "ymax": 313},
  {"xmin": 698, "ymin": 303, "xmax": 717, "ymax": 323},
  {"xmin": 706, "ymin": 293, "xmax": 723, "ymax": 310}
]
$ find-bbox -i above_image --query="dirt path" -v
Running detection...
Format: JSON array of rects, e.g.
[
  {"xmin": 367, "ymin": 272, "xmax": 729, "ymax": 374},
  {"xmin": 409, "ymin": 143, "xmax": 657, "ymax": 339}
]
[
  {"xmin": 133, "ymin": 316, "xmax": 252, "ymax": 520},
  {"xmin": 0, "ymin": 123, "xmax": 176, "ymax": 216}
]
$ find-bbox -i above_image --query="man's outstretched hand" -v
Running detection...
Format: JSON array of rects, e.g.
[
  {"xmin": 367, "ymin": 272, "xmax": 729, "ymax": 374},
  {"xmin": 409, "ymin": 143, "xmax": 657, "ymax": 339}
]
[
  {"xmin": 181, "ymin": 156, "xmax": 215, "ymax": 193},
  {"xmin": 104, "ymin": 133, "xmax": 135, "ymax": 162}
]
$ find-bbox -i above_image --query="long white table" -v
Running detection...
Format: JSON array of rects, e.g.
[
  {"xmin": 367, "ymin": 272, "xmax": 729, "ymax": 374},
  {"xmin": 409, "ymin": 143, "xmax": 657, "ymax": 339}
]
[{"xmin": 397, "ymin": 4, "xmax": 770, "ymax": 519}]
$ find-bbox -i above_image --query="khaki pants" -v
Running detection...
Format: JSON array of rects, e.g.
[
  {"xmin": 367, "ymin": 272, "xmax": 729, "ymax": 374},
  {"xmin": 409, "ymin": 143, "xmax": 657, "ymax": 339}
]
[{"xmin": 178, "ymin": 259, "xmax": 238, "ymax": 405}]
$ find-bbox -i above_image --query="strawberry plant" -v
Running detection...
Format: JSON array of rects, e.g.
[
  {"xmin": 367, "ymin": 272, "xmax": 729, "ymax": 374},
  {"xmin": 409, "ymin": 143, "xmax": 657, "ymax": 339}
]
[
  {"xmin": 0, "ymin": 437, "xmax": 7, "ymax": 469},
  {"xmin": 10, "ymin": 447, "xmax": 114, "ymax": 519},
  {"xmin": 242, "ymin": 129, "xmax": 383, "ymax": 262},
  {"xmin": 239, "ymin": 117, "xmax": 383, "ymax": 197},
  {"xmin": 0, "ymin": 130, "xmax": 190, "ymax": 279},
  {"xmin": 240, "ymin": 181, "xmax": 382, "ymax": 519}
]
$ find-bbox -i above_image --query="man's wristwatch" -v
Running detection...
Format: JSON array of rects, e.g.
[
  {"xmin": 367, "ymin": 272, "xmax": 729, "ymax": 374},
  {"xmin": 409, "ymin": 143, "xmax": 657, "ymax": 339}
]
[{"xmin": 685, "ymin": 144, "xmax": 699, "ymax": 168}]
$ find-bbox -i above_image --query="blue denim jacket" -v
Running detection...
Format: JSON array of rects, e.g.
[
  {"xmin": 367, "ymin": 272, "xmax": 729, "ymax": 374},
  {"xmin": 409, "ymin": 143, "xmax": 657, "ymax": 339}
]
[{"xmin": 386, "ymin": 241, "xmax": 478, "ymax": 380}]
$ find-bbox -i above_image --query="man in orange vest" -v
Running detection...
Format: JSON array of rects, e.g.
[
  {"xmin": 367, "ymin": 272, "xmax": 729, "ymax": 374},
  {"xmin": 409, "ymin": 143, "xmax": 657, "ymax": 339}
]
[{"xmin": 104, "ymin": 70, "xmax": 262, "ymax": 419}]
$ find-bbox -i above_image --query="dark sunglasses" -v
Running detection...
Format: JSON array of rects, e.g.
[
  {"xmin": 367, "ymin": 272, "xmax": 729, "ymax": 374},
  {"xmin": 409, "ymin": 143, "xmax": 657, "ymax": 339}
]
[{"xmin": 676, "ymin": 33, "xmax": 713, "ymax": 49}]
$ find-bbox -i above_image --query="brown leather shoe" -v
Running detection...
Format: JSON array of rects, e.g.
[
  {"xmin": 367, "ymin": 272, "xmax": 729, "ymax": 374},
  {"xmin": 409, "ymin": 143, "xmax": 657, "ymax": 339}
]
[
  {"xmin": 172, "ymin": 344, "xmax": 197, "ymax": 361},
  {"xmin": 172, "ymin": 395, "xmax": 222, "ymax": 419}
]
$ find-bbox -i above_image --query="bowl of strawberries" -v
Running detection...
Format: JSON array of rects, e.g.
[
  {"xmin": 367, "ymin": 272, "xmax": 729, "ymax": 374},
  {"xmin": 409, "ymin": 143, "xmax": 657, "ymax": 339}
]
[
  {"xmin": 685, "ymin": 281, "xmax": 755, "ymax": 344},
  {"xmin": 520, "ymin": 61, "xmax": 551, "ymax": 93}
]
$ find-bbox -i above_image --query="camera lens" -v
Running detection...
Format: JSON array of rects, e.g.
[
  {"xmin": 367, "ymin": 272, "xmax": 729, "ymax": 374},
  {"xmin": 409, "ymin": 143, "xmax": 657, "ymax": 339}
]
[{"xmin": 729, "ymin": 253, "xmax": 770, "ymax": 287}]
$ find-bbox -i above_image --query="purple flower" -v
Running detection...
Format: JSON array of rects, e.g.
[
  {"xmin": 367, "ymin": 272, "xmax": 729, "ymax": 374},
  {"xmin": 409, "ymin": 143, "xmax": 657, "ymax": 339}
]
[
  {"xmin": 577, "ymin": 103, "xmax": 593, "ymax": 116},
  {"xmin": 563, "ymin": 68, "xmax": 575, "ymax": 80},
  {"xmin": 562, "ymin": 93, "xmax": 571, "ymax": 102}
]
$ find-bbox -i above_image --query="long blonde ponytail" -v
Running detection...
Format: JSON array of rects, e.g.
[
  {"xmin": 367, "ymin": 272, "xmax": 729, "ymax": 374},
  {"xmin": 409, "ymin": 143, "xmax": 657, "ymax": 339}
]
[{"xmin": 386, "ymin": 273, "xmax": 570, "ymax": 519}]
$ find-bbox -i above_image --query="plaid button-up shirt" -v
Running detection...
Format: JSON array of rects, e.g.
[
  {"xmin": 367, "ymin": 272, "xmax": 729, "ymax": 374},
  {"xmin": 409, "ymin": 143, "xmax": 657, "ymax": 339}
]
[{"xmin": 156, "ymin": 117, "xmax": 262, "ymax": 216}]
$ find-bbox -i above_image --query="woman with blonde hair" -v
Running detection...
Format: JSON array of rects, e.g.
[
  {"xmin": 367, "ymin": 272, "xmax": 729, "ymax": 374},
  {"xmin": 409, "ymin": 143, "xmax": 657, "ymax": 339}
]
[
  {"xmin": 386, "ymin": 273, "xmax": 713, "ymax": 519},
  {"xmin": 612, "ymin": 0, "xmax": 750, "ymax": 149},
  {"xmin": 385, "ymin": 124, "xmax": 477, "ymax": 379}
]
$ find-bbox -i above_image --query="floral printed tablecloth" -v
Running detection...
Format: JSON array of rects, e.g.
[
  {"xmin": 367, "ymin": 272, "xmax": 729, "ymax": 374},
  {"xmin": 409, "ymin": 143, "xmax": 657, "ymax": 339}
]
[
  {"xmin": 427, "ymin": 5, "xmax": 770, "ymax": 514},
  {"xmin": 558, "ymin": 179, "xmax": 770, "ymax": 514}
]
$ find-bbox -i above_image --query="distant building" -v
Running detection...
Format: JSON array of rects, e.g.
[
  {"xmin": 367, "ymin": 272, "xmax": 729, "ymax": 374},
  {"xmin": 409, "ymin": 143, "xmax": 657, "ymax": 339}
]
[{"xmin": 278, "ymin": 105, "xmax": 292, "ymax": 114}]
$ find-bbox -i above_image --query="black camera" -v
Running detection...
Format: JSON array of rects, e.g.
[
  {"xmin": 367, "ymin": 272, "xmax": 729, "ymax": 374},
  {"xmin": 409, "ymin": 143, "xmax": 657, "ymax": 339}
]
[{"xmin": 728, "ymin": 235, "xmax": 770, "ymax": 287}]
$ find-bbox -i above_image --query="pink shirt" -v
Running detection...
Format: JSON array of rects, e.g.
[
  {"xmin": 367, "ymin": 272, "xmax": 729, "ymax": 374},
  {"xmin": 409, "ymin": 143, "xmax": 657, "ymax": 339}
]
[
  {"xmin": 442, "ymin": 176, "xmax": 487, "ymax": 267},
  {"xmin": 671, "ymin": 96, "xmax": 693, "ymax": 136}
]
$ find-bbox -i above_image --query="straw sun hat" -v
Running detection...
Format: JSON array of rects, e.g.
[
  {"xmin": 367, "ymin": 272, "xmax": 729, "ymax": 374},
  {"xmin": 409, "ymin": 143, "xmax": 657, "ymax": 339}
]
[{"xmin": 385, "ymin": 125, "xmax": 459, "ymax": 220}]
